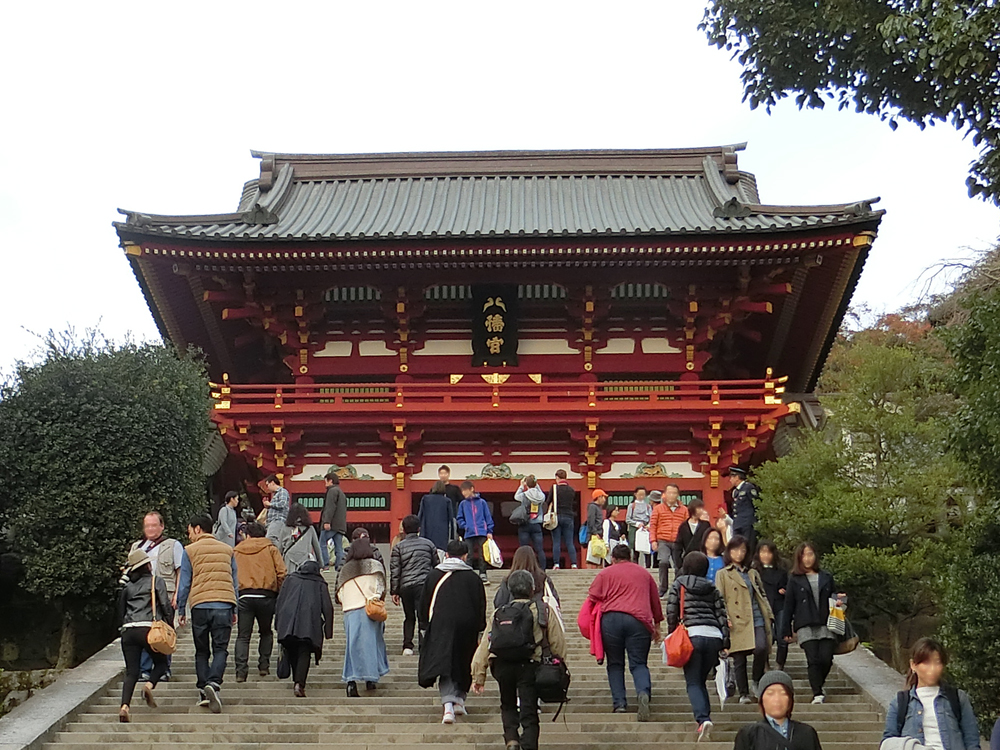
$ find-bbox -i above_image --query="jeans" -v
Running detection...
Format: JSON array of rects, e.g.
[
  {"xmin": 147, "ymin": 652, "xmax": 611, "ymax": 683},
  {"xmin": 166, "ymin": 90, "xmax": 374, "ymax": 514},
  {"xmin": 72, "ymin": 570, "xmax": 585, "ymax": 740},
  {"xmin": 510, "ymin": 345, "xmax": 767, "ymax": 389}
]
[
  {"xmin": 801, "ymin": 637, "xmax": 836, "ymax": 697},
  {"xmin": 683, "ymin": 636, "xmax": 723, "ymax": 724},
  {"xmin": 600, "ymin": 611, "xmax": 652, "ymax": 709},
  {"xmin": 518, "ymin": 524, "xmax": 546, "ymax": 570},
  {"xmin": 320, "ymin": 529, "xmax": 345, "ymax": 570},
  {"xmin": 283, "ymin": 637, "xmax": 314, "ymax": 687},
  {"xmin": 466, "ymin": 535, "xmax": 487, "ymax": 576},
  {"xmin": 492, "ymin": 659, "xmax": 540, "ymax": 750},
  {"xmin": 439, "ymin": 675, "xmax": 467, "ymax": 707},
  {"xmin": 121, "ymin": 627, "xmax": 168, "ymax": 706},
  {"xmin": 732, "ymin": 625, "xmax": 769, "ymax": 697},
  {"xmin": 399, "ymin": 584, "xmax": 425, "ymax": 651},
  {"xmin": 191, "ymin": 606, "xmax": 234, "ymax": 690},
  {"xmin": 550, "ymin": 515, "xmax": 578, "ymax": 567},
  {"xmin": 235, "ymin": 596, "xmax": 275, "ymax": 678},
  {"xmin": 140, "ymin": 649, "xmax": 172, "ymax": 677},
  {"xmin": 657, "ymin": 541, "xmax": 678, "ymax": 595}
]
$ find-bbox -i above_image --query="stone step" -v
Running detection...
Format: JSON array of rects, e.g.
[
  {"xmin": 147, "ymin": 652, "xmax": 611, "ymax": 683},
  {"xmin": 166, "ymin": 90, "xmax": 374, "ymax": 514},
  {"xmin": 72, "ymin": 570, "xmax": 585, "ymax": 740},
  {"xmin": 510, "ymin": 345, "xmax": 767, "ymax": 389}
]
[{"xmin": 44, "ymin": 569, "xmax": 886, "ymax": 750}]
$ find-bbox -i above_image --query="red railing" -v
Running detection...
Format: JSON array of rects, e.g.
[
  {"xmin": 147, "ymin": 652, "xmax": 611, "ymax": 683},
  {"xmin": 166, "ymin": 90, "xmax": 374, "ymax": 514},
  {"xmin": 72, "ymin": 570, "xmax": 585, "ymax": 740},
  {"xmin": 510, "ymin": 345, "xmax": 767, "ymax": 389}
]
[{"xmin": 212, "ymin": 377, "xmax": 787, "ymax": 417}]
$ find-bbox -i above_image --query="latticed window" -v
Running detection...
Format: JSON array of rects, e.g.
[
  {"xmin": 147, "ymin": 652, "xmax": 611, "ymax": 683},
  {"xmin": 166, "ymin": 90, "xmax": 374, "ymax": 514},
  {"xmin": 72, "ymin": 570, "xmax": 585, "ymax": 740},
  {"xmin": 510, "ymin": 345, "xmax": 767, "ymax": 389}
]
[
  {"xmin": 326, "ymin": 286, "xmax": 382, "ymax": 303},
  {"xmin": 610, "ymin": 282, "xmax": 670, "ymax": 300}
]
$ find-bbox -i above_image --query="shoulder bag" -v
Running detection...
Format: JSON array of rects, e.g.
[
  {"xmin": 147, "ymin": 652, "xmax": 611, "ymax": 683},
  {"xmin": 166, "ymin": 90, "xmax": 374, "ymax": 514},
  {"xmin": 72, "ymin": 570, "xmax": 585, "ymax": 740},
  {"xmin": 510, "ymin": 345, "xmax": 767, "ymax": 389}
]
[
  {"xmin": 146, "ymin": 573, "xmax": 177, "ymax": 655},
  {"xmin": 664, "ymin": 586, "xmax": 694, "ymax": 667},
  {"xmin": 353, "ymin": 578, "xmax": 388, "ymax": 622},
  {"xmin": 543, "ymin": 487, "xmax": 559, "ymax": 531}
]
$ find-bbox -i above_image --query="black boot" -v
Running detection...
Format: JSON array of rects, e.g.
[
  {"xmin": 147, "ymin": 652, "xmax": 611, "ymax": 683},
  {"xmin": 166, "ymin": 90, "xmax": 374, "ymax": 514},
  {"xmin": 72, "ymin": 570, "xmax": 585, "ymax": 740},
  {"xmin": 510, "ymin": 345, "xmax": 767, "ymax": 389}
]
[
  {"xmin": 366, "ymin": 681, "xmax": 377, "ymax": 691},
  {"xmin": 346, "ymin": 681, "xmax": 359, "ymax": 698}
]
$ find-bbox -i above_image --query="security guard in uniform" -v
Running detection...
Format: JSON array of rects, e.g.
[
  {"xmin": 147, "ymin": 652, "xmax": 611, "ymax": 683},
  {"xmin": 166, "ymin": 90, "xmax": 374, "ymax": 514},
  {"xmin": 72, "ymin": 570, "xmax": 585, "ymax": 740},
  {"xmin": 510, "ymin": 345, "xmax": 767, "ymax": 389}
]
[{"xmin": 727, "ymin": 466, "xmax": 759, "ymax": 554}]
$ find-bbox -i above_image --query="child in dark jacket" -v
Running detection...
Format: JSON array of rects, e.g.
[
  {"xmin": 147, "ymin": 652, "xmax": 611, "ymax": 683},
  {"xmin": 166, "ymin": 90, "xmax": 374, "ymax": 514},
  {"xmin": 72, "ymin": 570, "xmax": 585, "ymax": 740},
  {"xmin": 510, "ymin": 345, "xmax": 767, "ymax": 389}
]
[
  {"xmin": 665, "ymin": 551, "xmax": 730, "ymax": 743},
  {"xmin": 734, "ymin": 670, "xmax": 823, "ymax": 750},
  {"xmin": 753, "ymin": 540, "xmax": 789, "ymax": 671}
]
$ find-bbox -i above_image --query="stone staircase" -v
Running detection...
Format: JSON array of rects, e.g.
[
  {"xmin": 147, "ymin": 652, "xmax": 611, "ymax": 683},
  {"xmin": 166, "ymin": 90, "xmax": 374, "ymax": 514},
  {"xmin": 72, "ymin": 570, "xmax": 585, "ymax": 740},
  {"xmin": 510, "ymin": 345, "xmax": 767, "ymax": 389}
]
[{"xmin": 44, "ymin": 568, "xmax": 886, "ymax": 749}]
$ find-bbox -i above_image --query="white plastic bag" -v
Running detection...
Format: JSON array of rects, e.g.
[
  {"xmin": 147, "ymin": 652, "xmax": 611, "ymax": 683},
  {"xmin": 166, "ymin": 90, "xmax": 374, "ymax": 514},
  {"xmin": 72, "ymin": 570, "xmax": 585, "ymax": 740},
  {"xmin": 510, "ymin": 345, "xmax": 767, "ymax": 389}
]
[
  {"xmin": 715, "ymin": 656, "xmax": 729, "ymax": 708},
  {"xmin": 484, "ymin": 538, "xmax": 504, "ymax": 568},
  {"xmin": 635, "ymin": 528, "xmax": 651, "ymax": 554}
]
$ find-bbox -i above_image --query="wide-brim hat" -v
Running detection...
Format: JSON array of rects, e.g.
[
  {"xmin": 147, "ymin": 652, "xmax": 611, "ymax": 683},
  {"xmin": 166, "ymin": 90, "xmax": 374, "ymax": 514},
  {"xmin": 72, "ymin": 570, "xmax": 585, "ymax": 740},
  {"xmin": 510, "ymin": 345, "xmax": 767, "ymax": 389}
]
[{"xmin": 124, "ymin": 548, "xmax": 151, "ymax": 573}]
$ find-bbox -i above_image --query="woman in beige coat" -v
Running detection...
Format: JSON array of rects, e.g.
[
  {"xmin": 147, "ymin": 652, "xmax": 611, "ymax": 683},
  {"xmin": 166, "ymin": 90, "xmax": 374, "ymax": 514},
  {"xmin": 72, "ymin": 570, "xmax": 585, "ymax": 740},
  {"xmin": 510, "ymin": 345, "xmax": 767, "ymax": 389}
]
[{"xmin": 716, "ymin": 534, "xmax": 773, "ymax": 705}]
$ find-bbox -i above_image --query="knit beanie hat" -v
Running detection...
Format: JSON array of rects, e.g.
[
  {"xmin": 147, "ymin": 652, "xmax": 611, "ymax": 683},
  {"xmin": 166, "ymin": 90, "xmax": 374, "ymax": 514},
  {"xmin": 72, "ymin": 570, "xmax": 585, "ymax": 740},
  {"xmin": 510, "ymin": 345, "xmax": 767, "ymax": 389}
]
[{"xmin": 757, "ymin": 670, "xmax": 794, "ymax": 696}]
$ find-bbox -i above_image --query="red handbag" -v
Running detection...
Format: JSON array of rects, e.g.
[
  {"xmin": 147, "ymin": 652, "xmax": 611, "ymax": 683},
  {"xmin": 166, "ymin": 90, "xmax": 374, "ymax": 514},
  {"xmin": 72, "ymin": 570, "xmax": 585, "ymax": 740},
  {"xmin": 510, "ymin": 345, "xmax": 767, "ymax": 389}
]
[{"xmin": 665, "ymin": 586, "xmax": 694, "ymax": 667}]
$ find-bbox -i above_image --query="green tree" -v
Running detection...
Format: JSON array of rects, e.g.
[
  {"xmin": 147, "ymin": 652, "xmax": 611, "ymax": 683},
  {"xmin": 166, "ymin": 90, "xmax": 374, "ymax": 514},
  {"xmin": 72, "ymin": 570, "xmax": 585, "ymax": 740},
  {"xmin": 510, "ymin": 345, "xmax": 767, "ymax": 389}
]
[
  {"xmin": 0, "ymin": 332, "xmax": 213, "ymax": 668},
  {"xmin": 754, "ymin": 314, "xmax": 966, "ymax": 669},
  {"xmin": 700, "ymin": 0, "xmax": 1000, "ymax": 204},
  {"xmin": 937, "ymin": 266, "xmax": 1000, "ymax": 725}
]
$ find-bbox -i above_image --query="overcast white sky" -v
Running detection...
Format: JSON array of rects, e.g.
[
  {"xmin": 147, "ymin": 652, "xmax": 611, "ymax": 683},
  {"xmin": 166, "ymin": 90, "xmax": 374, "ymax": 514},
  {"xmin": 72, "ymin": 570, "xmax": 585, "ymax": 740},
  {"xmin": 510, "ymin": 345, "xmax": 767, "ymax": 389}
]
[{"xmin": 2, "ymin": 1, "xmax": 997, "ymax": 369}]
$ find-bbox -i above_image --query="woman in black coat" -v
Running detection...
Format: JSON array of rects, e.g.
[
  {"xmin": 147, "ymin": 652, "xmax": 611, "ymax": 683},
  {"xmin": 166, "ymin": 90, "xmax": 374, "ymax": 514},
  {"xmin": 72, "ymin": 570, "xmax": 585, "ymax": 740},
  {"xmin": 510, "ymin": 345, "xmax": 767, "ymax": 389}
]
[
  {"xmin": 673, "ymin": 499, "xmax": 712, "ymax": 569},
  {"xmin": 276, "ymin": 560, "xmax": 334, "ymax": 697},
  {"xmin": 753, "ymin": 540, "xmax": 789, "ymax": 671},
  {"xmin": 418, "ymin": 540, "xmax": 487, "ymax": 724},
  {"xmin": 781, "ymin": 543, "xmax": 846, "ymax": 703}
]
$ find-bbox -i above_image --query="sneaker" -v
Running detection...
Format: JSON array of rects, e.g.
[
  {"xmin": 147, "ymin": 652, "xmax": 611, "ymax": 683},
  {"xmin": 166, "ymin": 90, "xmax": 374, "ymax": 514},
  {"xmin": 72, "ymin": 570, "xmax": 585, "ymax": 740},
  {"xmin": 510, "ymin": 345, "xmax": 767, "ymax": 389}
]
[
  {"xmin": 258, "ymin": 668, "xmax": 270, "ymax": 677},
  {"xmin": 442, "ymin": 704, "xmax": 456, "ymax": 724},
  {"xmin": 204, "ymin": 684, "xmax": 222, "ymax": 714},
  {"xmin": 235, "ymin": 674, "xmax": 247, "ymax": 683},
  {"xmin": 454, "ymin": 703, "xmax": 467, "ymax": 716},
  {"xmin": 293, "ymin": 683, "xmax": 306, "ymax": 698},
  {"xmin": 811, "ymin": 694, "xmax": 826, "ymax": 704},
  {"xmin": 140, "ymin": 672, "xmax": 151, "ymax": 682},
  {"xmin": 571, "ymin": 564, "xmax": 579, "ymax": 569},
  {"xmin": 505, "ymin": 742, "xmax": 521, "ymax": 750},
  {"xmin": 697, "ymin": 720, "xmax": 713, "ymax": 742},
  {"xmin": 613, "ymin": 706, "xmax": 627, "ymax": 714},
  {"xmin": 637, "ymin": 693, "xmax": 651, "ymax": 722},
  {"xmin": 739, "ymin": 695, "xmax": 754, "ymax": 705},
  {"xmin": 402, "ymin": 648, "xmax": 415, "ymax": 656},
  {"xmin": 196, "ymin": 692, "xmax": 210, "ymax": 708},
  {"xmin": 160, "ymin": 672, "xmax": 171, "ymax": 682},
  {"xmin": 552, "ymin": 564, "xmax": 560, "ymax": 570}
]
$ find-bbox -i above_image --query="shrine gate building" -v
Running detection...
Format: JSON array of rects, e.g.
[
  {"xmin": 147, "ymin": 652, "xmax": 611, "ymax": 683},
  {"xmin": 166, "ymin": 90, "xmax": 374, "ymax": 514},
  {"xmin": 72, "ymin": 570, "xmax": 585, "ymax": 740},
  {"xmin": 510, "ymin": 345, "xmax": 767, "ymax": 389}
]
[{"xmin": 116, "ymin": 145, "xmax": 883, "ymax": 558}]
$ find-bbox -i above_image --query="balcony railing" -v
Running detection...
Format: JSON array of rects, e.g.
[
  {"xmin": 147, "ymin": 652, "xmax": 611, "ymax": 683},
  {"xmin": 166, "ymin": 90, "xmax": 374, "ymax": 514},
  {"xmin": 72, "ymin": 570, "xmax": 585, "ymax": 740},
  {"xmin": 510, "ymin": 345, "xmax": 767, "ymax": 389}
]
[{"xmin": 212, "ymin": 377, "xmax": 788, "ymax": 417}]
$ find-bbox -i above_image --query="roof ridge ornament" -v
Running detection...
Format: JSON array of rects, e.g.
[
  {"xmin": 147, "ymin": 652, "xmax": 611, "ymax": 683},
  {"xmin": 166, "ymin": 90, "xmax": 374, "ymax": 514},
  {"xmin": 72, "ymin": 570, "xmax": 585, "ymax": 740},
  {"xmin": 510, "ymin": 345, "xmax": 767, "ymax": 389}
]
[
  {"xmin": 242, "ymin": 202, "xmax": 279, "ymax": 225},
  {"xmin": 713, "ymin": 196, "xmax": 753, "ymax": 219},
  {"xmin": 259, "ymin": 154, "xmax": 276, "ymax": 192}
]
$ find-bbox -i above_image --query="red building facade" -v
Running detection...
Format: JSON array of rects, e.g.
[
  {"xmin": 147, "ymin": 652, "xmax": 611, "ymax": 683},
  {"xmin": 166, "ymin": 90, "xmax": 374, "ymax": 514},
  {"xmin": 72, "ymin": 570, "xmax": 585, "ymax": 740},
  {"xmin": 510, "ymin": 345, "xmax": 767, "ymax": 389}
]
[{"xmin": 116, "ymin": 146, "xmax": 882, "ymax": 555}]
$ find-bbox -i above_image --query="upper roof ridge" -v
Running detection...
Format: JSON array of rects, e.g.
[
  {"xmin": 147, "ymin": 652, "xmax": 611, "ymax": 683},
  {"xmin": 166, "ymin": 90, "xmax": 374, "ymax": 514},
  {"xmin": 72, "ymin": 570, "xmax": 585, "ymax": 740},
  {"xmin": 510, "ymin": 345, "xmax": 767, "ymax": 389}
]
[{"xmin": 249, "ymin": 145, "xmax": 749, "ymax": 184}]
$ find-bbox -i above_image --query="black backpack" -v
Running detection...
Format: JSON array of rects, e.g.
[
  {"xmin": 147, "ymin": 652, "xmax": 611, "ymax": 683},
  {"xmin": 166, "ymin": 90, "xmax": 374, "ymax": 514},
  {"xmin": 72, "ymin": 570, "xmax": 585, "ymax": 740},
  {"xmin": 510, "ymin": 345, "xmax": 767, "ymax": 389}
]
[
  {"xmin": 532, "ymin": 602, "xmax": 571, "ymax": 720},
  {"xmin": 490, "ymin": 602, "xmax": 537, "ymax": 662},
  {"xmin": 895, "ymin": 685, "xmax": 963, "ymax": 736}
]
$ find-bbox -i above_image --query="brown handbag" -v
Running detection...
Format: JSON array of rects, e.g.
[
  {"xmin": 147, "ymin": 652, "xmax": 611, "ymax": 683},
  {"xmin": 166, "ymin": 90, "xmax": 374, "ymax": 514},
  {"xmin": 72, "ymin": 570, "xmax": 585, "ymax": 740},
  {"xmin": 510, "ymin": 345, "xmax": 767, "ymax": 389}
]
[
  {"xmin": 354, "ymin": 579, "xmax": 388, "ymax": 623},
  {"xmin": 147, "ymin": 573, "xmax": 177, "ymax": 655}
]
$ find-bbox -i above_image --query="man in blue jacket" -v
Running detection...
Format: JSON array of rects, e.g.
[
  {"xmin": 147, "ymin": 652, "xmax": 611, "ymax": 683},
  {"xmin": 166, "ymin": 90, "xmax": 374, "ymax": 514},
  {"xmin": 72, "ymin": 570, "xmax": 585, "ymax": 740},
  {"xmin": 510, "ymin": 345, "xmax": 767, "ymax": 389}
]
[{"xmin": 457, "ymin": 481, "xmax": 495, "ymax": 585}]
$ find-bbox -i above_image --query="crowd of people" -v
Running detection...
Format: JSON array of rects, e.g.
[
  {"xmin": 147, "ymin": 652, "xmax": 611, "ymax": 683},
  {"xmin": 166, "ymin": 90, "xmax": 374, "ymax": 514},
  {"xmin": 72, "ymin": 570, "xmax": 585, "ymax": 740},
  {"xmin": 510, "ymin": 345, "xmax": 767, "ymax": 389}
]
[{"xmin": 114, "ymin": 465, "xmax": 988, "ymax": 750}]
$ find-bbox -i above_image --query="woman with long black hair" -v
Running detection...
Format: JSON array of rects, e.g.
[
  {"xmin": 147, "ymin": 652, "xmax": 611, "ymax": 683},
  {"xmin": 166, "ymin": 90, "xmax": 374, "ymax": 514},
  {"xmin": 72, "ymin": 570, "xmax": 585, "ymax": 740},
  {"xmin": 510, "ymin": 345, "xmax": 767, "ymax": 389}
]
[
  {"xmin": 782, "ymin": 542, "xmax": 845, "ymax": 704},
  {"xmin": 753, "ymin": 540, "xmax": 788, "ymax": 672}
]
